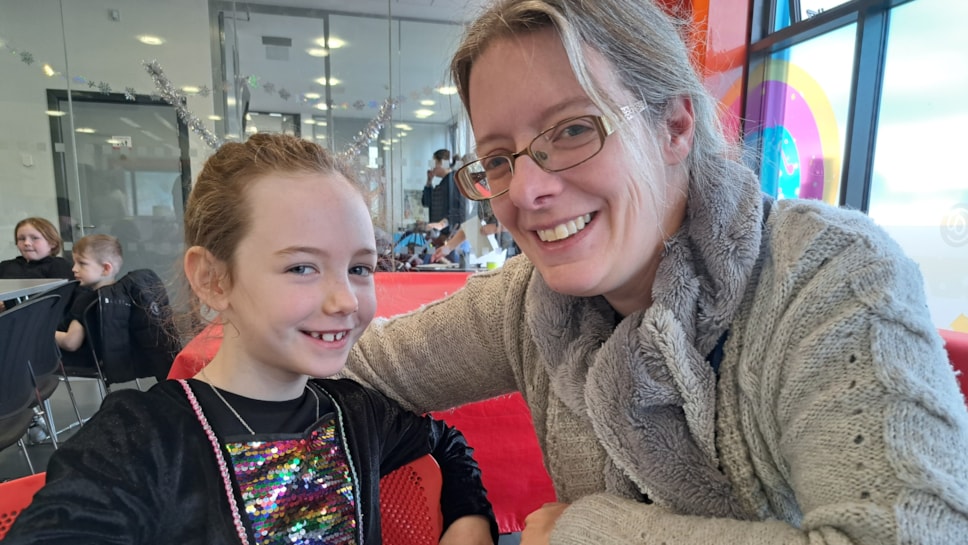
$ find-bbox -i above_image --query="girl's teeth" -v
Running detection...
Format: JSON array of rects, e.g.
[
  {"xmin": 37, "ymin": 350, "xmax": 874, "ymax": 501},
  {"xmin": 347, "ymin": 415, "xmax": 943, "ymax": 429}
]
[{"xmin": 310, "ymin": 331, "xmax": 346, "ymax": 341}]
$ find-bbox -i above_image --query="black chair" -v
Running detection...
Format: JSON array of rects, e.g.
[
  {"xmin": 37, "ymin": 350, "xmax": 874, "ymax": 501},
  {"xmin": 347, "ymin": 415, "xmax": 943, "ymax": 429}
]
[
  {"xmin": 0, "ymin": 294, "xmax": 61, "ymax": 473},
  {"xmin": 27, "ymin": 280, "xmax": 85, "ymax": 438}
]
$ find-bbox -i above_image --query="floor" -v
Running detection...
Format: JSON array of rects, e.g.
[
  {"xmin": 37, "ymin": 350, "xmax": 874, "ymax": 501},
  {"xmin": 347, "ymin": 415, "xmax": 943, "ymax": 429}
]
[{"xmin": 0, "ymin": 376, "xmax": 522, "ymax": 544}]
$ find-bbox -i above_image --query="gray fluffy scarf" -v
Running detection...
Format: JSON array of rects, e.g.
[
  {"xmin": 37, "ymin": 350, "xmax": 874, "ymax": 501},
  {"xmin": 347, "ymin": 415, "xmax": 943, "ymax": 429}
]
[{"xmin": 526, "ymin": 169, "xmax": 764, "ymax": 520}]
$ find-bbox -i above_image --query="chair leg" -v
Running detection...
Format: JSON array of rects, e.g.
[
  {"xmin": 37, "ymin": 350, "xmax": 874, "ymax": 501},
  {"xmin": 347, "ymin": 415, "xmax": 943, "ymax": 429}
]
[
  {"xmin": 17, "ymin": 437, "xmax": 36, "ymax": 474},
  {"xmin": 39, "ymin": 401, "xmax": 59, "ymax": 449},
  {"xmin": 59, "ymin": 364, "xmax": 85, "ymax": 427}
]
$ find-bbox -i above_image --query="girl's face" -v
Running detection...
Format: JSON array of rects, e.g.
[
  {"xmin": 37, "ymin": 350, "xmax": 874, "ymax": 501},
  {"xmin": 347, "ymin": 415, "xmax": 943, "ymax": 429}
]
[
  {"xmin": 16, "ymin": 224, "xmax": 54, "ymax": 262},
  {"xmin": 466, "ymin": 29, "xmax": 692, "ymax": 316},
  {"xmin": 210, "ymin": 172, "xmax": 378, "ymax": 395}
]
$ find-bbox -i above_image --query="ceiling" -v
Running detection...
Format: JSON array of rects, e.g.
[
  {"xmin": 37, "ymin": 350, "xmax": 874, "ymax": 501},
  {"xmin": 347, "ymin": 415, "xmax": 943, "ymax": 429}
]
[{"xmin": 215, "ymin": 0, "xmax": 487, "ymax": 127}]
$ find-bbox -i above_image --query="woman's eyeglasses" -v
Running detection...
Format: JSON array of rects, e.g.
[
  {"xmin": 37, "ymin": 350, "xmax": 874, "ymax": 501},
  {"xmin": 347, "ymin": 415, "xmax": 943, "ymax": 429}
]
[{"xmin": 455, "ymin": 104, "xmax": 642, "ymax": 201}]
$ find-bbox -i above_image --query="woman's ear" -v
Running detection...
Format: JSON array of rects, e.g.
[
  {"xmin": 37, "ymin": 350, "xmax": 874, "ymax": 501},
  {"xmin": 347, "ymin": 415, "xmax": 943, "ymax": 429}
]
[
  {"xmin": 662, "ymin": 96, "xmax": 695, "ymax": 166},
  {"xmin": 184, "ymin": 246, "xmax": 230, "ymax": 312}
]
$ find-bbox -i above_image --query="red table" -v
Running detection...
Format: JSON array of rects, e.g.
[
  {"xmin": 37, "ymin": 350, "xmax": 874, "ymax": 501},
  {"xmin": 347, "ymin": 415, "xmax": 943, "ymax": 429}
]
[{"xmin": 169, "ymin": 272, "xmax": 556, "ymax": 533}]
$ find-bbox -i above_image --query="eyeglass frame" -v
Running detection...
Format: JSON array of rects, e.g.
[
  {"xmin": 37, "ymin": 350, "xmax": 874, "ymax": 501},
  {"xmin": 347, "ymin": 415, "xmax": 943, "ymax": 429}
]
[{"xmin": 454, "ymin": 103, "xmax": 645, "ymax": 201}]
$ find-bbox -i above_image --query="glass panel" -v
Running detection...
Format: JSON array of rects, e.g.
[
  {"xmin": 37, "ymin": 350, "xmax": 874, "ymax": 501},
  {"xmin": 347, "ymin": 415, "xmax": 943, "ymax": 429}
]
[
  {"xmin": 800, "ymin": 0, "xmax": 853, "ymax": 20},
  {"xmin": 867, "ymin": 0, "xmax": 968, "ymax": 330},
  {"xmin": 742, "ymin": 23, "xmax": 854, "ymax": 203},
  {"xmin": 773, "ymin": 0, "xmax": 854, "ymax": 32}
]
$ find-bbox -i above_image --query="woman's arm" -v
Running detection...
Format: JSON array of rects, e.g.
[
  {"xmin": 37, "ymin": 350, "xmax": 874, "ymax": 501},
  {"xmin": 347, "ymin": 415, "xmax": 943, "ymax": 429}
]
[{"xmin": 344, "ymin": 258, "xmax": 534, "ymax": 412}]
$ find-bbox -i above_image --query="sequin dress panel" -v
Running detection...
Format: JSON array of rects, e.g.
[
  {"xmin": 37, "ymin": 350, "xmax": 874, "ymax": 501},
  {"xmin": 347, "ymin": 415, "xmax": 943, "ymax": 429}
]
[{"xmin": 225, "ymin": 416, "xmax": 358, "ymax": 545}]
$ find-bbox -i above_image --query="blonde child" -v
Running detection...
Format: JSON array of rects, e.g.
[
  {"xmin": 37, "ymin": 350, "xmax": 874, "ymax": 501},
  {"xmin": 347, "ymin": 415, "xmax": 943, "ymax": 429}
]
[
  {"xmin": 55, "ymin": 234, "xmax": 123, "ymax": 352},
  {"xmin": 0, "ymin": 217, "xmax": 73, "ymax": 311},
  {"xmin": 7, "ymin": 133, "xmax": 496, "ymax": 545}
]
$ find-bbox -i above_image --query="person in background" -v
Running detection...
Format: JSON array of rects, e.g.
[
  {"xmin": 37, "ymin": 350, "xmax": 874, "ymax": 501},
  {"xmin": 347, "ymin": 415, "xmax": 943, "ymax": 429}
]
[
  {"xmin": 6, "ymin": 133, "xmax": 497, "ymax": 545},
  {"xmin": 0, "ymin": 216, "xmax": 73, "ymax": 311},
  {"xmin": 344, "ymin": 0, "xmax": 968, "ymax": 544},
  {"xmin": 55, "ymin": 234, "xmax": 123, "ymax": 353}
]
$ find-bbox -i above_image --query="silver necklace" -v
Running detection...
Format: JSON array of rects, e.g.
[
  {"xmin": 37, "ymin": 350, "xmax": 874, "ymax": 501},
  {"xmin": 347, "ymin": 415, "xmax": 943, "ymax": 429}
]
[{"xmin": 198, "ymin": 368, "xmax": 320, "ymax": 435}]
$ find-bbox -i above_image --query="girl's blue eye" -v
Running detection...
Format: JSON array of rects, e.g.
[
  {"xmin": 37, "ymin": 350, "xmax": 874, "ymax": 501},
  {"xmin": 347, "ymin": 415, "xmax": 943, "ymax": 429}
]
[
  {"xmin": 350, "ymin": 265, "xmax": 373, "ymax": 277},
  {"xmin": 288, "ymin": 265, "xmax": 316, "ymax": 275}
]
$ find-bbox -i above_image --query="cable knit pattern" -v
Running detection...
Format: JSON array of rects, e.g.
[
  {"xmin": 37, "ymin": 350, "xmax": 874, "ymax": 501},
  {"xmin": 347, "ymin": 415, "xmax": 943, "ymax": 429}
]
[{"xmin": 345, "ymin": 172, "xmax": 968, "ymax": 543}]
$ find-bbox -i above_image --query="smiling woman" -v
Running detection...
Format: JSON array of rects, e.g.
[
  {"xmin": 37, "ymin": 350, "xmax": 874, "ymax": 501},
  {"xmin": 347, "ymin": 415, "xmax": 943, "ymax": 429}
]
[{"xmin": 342, "ymin": 0, "xmax": 968, "ymax": 543}]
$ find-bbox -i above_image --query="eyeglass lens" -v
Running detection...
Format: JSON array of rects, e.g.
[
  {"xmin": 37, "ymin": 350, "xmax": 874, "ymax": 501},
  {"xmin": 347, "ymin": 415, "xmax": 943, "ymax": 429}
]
[{"xmin": 458, "ymin": 115, "xmax": 605, "ymax": 200}]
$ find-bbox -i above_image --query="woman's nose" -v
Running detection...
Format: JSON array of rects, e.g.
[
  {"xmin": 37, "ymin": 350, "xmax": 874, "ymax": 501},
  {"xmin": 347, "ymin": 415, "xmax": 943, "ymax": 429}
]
[{"xmin": 508, "ymin": 158, "xmax": 564, "ymax": 209}]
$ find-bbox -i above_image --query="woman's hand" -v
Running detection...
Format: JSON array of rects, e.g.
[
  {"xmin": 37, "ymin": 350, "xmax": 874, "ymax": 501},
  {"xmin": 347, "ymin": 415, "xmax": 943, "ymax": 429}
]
[
  {"xmin": 439, "ymin": 514, "xmax": 494, "ymax": 545},
  {"xmin": 520, "ymin": 502, "xmax": 569, "ymax": 545}
]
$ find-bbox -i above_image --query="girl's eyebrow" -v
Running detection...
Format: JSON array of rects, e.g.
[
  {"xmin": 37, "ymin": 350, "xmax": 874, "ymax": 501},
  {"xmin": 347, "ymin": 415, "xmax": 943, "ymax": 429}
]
[{"xmin": 276, "ymin": 246, "xmax": 378, "ymax": 258}]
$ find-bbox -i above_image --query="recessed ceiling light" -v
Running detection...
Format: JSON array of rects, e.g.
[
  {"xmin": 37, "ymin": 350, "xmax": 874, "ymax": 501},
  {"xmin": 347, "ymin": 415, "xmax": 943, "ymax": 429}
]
[
  {"xmin": 182, "ymin": 86, "xmax": 200, "ymax": 94},
  {"xmin": 314, "ymin": 102, "xmax": 328, "ymax": 111},
  {"xmin": 137, "ymin": 35, "xmax": 164, "ymax": 46},
  {"xmin": 394, "ymin": 124, "xmax": 412, "ymax": 131},
  {"xmin": 314, "ymin": 77, "xmax": 341, "ymax": 86},
  {"xmin": 45, "ymin": 110, "xmax": 66, "ymax": 117},
  {"xmin": 226, "ymin": 97, "xmax": 237, "ymax": 106},
  {"xmin": 419, "ymin": 100, "xmax": 435, "ymax": 107},
  {"xmin": 208, "ymin": 115, "xmax": 222, "ymax": 121},
  {"xmin": 315, "ymin": 134, "xmax": 327, "ymax": 139},
  {"xmin": 436, "ymin": 86, "xmax": 457, "ymax": 95},
  {"xmin": 414, "ymin": 109, "xmax": 434, "ymax": 118},
  {"xmin": 304, "ymin": 92, "xmax": 321, "ymax": 99},
  {"xmin": 42, "ymin": 64, "xmax": 56, "ymax": 77},
  {"xmin": 314, "ymin": 37, "xmax": 345, "ymax": 49},
  {"xmin": 306, "ymin": 48, "xmax": 329, "ymax": 57},
  {"xmin": 304, "ymin": 119, "xmax": 316, "ymax": 125},
  {"xmin": 105, "ymin": 139, "xmax": 121, "ymax": 145},
  {"xmin": 75, "ymin": 127, "xmax": 96, "ymax": 134}
]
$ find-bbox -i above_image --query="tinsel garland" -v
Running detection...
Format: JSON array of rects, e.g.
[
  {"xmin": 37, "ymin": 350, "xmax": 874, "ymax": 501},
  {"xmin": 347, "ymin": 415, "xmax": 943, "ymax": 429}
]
[
  {"xmin": 143, "ymin": 60, "xmax": 224, "ymax": 149},
  {"xmin": 336, "ymin": 98, "xmax": 397, "ymax": 162},
  {"xmin": 144, "ymin": 59, "xmax": 397, "ymax": 158}
]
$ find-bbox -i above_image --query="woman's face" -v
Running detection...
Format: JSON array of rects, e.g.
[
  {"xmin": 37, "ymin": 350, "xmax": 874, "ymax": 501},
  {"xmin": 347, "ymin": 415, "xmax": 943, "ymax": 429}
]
[
  {"xmin": 16, "ymin": 223, "xmax": 54, "ymax": 262},
  {"xmin": 467, "ymin": 29, "xmax": 692, "ymax": 315}
]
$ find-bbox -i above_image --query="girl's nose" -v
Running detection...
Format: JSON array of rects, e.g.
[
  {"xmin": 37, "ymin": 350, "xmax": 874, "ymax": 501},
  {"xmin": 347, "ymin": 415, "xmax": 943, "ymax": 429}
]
[{"xmin": 322, "ymin": 278, "xmax": 359, "ymax": 315}]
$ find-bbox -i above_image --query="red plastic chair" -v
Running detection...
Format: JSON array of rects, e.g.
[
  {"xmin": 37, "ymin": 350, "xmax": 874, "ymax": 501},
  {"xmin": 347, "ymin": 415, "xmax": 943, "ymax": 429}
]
[
  {"xmin": 379, "ymin": 453, "xmax": 444, "ymax": 545},
  {"xmin": 939, "ymin": 329, "xmax": 968, "ymax": 401},
  {"xmin": 0, "ymin": 458, "xmax": 444, "ymax": 544},
  {"xmin": 0, "ymin": 472, "xmax": 46, "ymax": 540}
]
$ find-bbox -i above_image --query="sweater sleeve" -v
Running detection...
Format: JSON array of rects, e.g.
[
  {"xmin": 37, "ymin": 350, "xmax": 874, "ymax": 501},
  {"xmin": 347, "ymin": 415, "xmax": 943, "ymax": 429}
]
[{"xmin": 343, "ymin": 257, "xmax": 534, "ymax": 413}]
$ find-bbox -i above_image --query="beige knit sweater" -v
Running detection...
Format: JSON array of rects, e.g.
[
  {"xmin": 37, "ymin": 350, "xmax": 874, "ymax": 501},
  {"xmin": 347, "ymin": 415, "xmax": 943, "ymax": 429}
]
[{"xmin": 345, "ymin": 176, "xmax": 968, "ymax": 544}]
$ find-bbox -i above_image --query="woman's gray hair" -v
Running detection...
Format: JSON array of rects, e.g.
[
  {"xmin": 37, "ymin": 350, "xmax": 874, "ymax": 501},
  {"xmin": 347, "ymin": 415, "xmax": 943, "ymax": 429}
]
[{"xmin": 451, "ymin": 0, "xmax": 745, "ymax": 201}]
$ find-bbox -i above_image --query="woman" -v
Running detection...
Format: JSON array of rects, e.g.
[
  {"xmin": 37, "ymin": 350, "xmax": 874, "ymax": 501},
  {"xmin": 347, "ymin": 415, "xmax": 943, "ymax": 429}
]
[{"xmin": 345, "ymin": 0, "xmax": 968, "ymax": 544}]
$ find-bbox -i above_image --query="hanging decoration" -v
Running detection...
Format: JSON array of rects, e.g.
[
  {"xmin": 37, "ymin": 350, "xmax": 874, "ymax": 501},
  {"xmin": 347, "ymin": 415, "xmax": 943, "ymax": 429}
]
[
  {"xmin": 337, "ymin": 98, "xmax": 397, "ymax": 162},
  {"xmin": 143, "ymin": 59, "xmax": 224, "ymax": 150},
  {"xmin": 4, "ymin": 37, "xmax": 448, "ymax": 113}
]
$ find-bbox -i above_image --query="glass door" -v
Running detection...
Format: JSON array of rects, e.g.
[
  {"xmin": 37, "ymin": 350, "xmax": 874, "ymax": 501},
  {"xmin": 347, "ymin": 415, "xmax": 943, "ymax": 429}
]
[{"xmin": 47, "ymin": 90, "xmax": 190, "ymax": 282}]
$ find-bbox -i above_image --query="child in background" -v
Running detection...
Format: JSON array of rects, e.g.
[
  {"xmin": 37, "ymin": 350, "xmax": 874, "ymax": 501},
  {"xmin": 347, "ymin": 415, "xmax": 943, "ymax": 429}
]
[
  {"xmin": 6, "ymin": 133, "xmax": 497, "ymax": 545},
  {"xmin": 55, "ymin": 234, "xmax": 123, "ymax": 352},
  {"xmin": 0, "ymin": 217, "xmax": 74, "ymax": 311}
]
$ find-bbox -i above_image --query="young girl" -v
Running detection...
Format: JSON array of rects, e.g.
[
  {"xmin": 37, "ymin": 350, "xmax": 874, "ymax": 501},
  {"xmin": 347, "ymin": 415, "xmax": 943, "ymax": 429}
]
[
  {"xmin": 6, "ymin": 133, "xmax": 497, "ymax": 545},
  {"xmin": 0, "ymin": 217, "xmax": 74, "ymax": 311}
]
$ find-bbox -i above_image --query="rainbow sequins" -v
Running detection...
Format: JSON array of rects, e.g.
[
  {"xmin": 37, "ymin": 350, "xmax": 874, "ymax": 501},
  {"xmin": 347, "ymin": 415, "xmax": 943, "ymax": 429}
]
[{"xmin": 225, "ymin": 418, "xmax": 358, "ymax": 544}]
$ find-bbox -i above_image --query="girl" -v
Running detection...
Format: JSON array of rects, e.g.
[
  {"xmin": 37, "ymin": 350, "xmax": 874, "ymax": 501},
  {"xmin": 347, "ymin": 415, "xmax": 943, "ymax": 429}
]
[
  {"xmin": 6, "ymin": 133, "xmax": 497, "ymax": 545},
  {"xmin": 0, "ymin": 217, "xmax": 74, "ymax": 311}
]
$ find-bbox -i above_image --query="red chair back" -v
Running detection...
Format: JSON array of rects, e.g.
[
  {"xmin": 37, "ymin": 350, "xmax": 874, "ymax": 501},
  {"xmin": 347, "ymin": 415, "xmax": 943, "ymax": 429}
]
[
  {"xmin": 939, "ymin": 329, "xmax": 968, "ymax": 400},
  {"xmin": 0, "ymin": 472, "xmax": 46, "ymax": 540},
  {"xmin": 0, "ymin": 459, "xmax": 443, "ymax": 544},
  {"xmin": 379, "ymin": 454, "xmax": 443, "ymax": 545}
]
